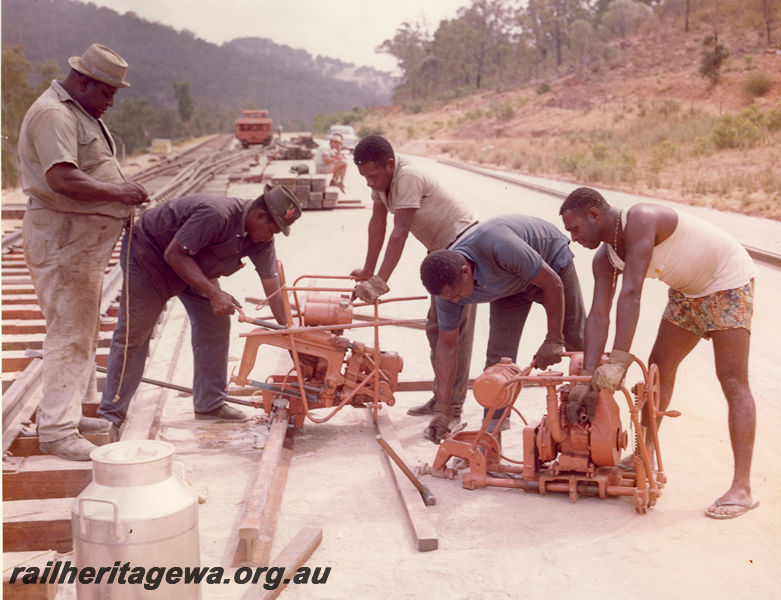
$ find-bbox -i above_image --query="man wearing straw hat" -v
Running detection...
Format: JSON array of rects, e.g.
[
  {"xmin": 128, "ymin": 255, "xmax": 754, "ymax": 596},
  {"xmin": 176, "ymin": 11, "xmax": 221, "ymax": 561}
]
[{"xmin": 18, "ymin": 43, "xmax": 148, "ymax": 460}]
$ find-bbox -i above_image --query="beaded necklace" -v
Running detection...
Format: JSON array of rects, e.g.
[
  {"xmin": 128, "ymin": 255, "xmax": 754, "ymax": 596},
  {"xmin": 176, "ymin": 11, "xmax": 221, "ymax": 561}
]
[{"xmin": 612, "ymin": 209, "xmax": 622, "ymax": 291}]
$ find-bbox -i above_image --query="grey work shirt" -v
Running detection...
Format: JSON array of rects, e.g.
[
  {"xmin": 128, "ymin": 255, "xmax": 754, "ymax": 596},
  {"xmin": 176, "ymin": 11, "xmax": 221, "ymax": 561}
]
[
  {"xmin": 436, "ymin": 215, "xmax": 574, "ymax": 330},
  {"xmin": 17, "ymin": 80, "xmax": 131, "ymax": 219},
  {"xmin": 371, "ymin": 156, "xmax": 476, "ymax": 250},
  {"xmin": 130, "ymin": 194, "xmax": 277, "ymax": 299}
]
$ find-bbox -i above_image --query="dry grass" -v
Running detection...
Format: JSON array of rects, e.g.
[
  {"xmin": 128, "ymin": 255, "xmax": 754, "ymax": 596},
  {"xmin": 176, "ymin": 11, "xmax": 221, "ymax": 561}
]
[{"xmin": 358, "ymin": 29, "xmax": 781, "ymax": 220}]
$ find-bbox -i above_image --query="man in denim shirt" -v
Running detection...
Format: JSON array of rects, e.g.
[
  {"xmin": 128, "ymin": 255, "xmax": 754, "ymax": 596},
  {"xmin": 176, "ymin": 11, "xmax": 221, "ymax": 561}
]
[
  {"xmin": 420, "ymin": 214, "xmax": 585, "ymax": 442},
  {"xmin": 98, "ymin": 186, "xmax": 301, "ymax": 435}
]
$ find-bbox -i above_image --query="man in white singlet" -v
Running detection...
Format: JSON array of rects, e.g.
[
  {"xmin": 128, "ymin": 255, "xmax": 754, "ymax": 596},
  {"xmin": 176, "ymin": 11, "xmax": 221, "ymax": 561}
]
[{"xmin": 559, "ymin": 186, "xmax": 757, "ymax": 520}]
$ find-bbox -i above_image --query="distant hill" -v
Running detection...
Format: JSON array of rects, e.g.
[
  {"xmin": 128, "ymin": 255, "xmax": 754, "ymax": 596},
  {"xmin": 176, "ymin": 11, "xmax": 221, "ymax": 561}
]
[{"xmin": 1, "ymin": 0, "xmax": 395, "ymax": 129}]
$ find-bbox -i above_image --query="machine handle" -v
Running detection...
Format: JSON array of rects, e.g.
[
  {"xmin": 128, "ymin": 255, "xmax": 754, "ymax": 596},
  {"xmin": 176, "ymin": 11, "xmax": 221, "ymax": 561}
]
[{"xmin": 236, "ymin": 308, "xmax": 285, "ymax": 329}]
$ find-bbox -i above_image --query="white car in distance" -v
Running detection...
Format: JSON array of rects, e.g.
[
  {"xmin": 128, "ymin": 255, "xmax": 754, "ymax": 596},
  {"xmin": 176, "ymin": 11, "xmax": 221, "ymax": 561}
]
[{"xmin": 328, "ymin": 125, "xmax": 359, "ymax": 152}]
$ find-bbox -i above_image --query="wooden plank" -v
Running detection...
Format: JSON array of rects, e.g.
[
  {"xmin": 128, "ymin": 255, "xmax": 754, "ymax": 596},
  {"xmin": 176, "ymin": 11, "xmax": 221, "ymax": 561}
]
[
  {"xmin": 3, "ymin": 499, "xmax": 73, "ymax": 553},
  {"xmin": 121, "ymin": 304, "xmax": 188, "ymax": 441},
  {"xmin": 233, "ymin": 407, "xmax": 289, "ymax": 567},
  {"xmin": 2, "ymin": 306, "xmax": 44, "ymax": 320},
  {"xmin": 3, "ymin": 522, "xmax": 72, "ymax": 554},
  {"xmin": 374, "ymin": 411, "xmax": 438, "ymax": 552},
  {"xmin": 2, "ymin": 358, "xmax": 42, "ymax": 423},
  {"xmin": 2, "ymin": 332, "xmax": 113, "ymax": 351},
  {"xmin": 253, "ymin": 428, "xmax": 296, "ymax": 565},
  {"xmin": 2, "ymin": 361, "xmax": 43, "ymax": 455},
  {"xmin": 3, "ymin": 550, "xmax": 58, "ymax": 600},
  {"xmin": 3, "ymin": 454, "xmax": 92, "ymax": 508},
  {"xmin": 240, "ymin": 526, "xmax": 323, "ymax": 600},
  {"xmin": 1, "ymin": 320, "xmax": 115, "ymax": 335},
  {"xmin": 2, "ymin": 351, "xmax": 109, "ymax": 374},
  {"xmin": 0, "ymin": 294, "xmax": 42, "ymax": 305}
]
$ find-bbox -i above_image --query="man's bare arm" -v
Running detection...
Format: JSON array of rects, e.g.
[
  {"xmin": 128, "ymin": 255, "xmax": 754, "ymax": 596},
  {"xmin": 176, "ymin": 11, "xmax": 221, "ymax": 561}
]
[
  {"xmin": 46, "ymin": 163, "xmax": 148, "ymax": 206},
  {"xmin": 351, "ymin": 201, "xmax": 388, "ymax": 280},
  {"xmin": 376, "ymin": 207, "xmax": 417, "ymax": 283},
  {"xmin": 613, "ymin": 208, "xmax": 656, "ymax": 353},
  {"xmin": 164, "ymin": 239, "xmax": 237, "ymax": 316},
  {"xmin": 581, "ymin": 247, "xmax": 616, "ymax": 373}
]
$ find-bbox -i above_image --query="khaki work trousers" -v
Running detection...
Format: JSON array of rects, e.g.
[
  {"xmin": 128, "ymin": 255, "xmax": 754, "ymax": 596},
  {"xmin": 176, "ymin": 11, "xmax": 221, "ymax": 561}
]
[{"xmin": 23, "ymin": 205, "xmax": 125, "ymax": 442}]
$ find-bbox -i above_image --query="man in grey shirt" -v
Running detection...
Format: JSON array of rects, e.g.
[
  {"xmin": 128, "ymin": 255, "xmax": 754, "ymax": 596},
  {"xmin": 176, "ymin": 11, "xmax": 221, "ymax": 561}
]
[
  {"xmin": 98, "ymin": 186, "xmax": 301, "ymax": 434},
  {"xmin": 351, "ymin": 135, "xmax": 478, "ymax": 433},
  {"xmin": 420, "ymin": 214, "xmax": 585, "ymax": 442}
]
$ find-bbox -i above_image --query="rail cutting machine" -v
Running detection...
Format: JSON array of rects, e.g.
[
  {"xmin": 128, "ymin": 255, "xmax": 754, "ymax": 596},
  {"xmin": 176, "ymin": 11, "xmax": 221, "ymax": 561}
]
[
  {"xmin": 230, "ymin": 263, "xmax": 425, "ymax": 428},
  {"xmin": 424, "ymin": 353, "xmax": 678, "ymax": 513}
]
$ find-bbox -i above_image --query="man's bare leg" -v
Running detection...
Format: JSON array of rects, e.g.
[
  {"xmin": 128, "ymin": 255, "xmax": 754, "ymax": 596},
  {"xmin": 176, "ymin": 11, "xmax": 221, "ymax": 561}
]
[
  {"xmin": 620, "ymin": 318, "xmax": 699, "ymax": 468},
  {"xmin": 705, "ymin": 327, "xmax": 756, "ymax": 517}
]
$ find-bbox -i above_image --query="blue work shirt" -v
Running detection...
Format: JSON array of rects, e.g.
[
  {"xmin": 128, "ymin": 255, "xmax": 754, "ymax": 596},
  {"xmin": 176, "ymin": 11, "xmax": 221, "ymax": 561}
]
[
  {"xmin": 436, "ymin": 215, "xmax": 573, "ymax": 330},
  {"xmin": 130, "ymin": 194, "xmax": 277, "ymax": 299}
]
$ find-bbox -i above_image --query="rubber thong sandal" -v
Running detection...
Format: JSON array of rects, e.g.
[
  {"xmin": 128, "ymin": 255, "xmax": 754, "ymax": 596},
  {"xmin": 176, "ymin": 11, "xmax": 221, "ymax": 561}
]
[{"xmin": 704, "ymin": 498, "xmax": 760, "ymax": 520}]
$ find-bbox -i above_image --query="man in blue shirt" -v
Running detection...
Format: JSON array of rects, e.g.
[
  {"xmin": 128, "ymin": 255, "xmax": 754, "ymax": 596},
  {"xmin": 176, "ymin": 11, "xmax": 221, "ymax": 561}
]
[
  {"xmin": 419, "ymin": 214, "xmax": 585, "ymax": 442},
  {"xmin": 98, "ymin": 185, "xmax": 301, "ymax": 436}
]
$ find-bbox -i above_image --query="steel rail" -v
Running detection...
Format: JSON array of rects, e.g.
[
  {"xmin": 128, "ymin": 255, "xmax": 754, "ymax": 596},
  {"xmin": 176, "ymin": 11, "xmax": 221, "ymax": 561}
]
[
  {"xmin": 436, "ymin": 158, "xmax": 781, "ymax": 269},
  {"xmin": 1, "ymin": 136, "xmax": 256, "ymax": 452}
]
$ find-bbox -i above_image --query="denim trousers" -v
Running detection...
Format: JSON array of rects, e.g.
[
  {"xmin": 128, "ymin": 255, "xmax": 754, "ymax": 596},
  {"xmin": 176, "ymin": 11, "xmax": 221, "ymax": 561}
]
[
  {"xmin": 483, "ymin": 261, "xmax": 585, "ymax": 419},
  {"xmin": 426, "ymin": 297, "xmax": 476, "ymax": 414},
  {"xmin": 98, "ymin": 236, "xmax": 230, "ymax": 426}
]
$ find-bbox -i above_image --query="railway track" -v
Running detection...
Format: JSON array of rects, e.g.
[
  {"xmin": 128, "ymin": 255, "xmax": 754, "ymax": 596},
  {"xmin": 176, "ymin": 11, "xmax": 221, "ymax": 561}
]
[
  {"xmin": 4, "ymin": 142, "xmax": 778, "ymax": 590},
  {"xmin": 438, "ymin": 158, "xmax": 781, "ymax": 270},
  {"xmin": 1, "ymin": 133, "xmax": 265, "ymax": 567}
]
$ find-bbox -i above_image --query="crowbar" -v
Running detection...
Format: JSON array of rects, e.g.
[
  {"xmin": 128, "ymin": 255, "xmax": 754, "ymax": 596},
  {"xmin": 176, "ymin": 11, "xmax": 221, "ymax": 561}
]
[{"xmin": 376, "ymin": 434, "xmax": 436, "ymax": 506}]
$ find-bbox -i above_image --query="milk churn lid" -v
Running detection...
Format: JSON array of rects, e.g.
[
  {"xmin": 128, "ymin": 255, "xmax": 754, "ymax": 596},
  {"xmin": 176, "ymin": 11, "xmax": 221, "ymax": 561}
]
[{"xmin": 90, "ymin": 440, "xmax": 174, "ymax": 465}]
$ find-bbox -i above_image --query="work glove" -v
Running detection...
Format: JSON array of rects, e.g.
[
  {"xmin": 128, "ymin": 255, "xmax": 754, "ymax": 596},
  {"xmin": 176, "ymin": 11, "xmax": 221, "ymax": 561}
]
[
  {"xmin": 566, "ymin": 383, "xmax": 598, "ymax": 425},
  {"xmin": 534, "ymin": 333, "xmax": 565, "ymax": 370},
  {"xmin": 591, "ymin": 349, "xmax": 635, "ymax": 393},
  {"xmin": 423, "ymin": 409, "xmax": 452, "ymax": 445},
  {"xmin": 354, "ymin": 275, "xmax": 390, "ymax": 304}
]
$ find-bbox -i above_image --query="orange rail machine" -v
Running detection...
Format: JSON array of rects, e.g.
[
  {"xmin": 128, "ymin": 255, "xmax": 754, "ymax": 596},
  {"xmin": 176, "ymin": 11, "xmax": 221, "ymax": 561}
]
[
  {"xmin": 230, "ymin": 264, "xmax": 426, "ymax": 428},
  {"xmin": 423, "ymin": 353, "xmax": 678, "ymax": 513}
]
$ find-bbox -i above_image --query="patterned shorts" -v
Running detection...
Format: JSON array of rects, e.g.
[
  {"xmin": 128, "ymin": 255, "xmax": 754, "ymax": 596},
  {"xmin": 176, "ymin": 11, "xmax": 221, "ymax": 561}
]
[{"xmin": 663, "ymin": 280, "xmax": 754, "ymax": 339}]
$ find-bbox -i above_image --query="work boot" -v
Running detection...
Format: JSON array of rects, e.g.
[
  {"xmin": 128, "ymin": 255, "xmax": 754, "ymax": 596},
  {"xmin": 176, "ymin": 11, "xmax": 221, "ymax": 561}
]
[
  {"xmin": 40, "ymin": 433, "xmax": 96, "ymax": 461},
  {"xmin": 78, "ymin": 416, "xmax": 112, "ymax": 435},
  {"xmin": 407, "ymin": 397, "xmax": 436, "ymax": 416},
  {"xmin": 195, "ymin": 403, "xmax": 249, "ymax": 422}
]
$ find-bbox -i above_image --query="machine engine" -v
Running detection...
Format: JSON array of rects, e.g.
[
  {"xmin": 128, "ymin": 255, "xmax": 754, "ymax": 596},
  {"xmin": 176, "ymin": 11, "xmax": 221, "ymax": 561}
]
[
  {"xmin": 426, "ymin": 353, "xmax": 668, "ymax": 513},
  {"xmin": 231, "ymin": 293, "xmax": 403, "ymax": 427}
]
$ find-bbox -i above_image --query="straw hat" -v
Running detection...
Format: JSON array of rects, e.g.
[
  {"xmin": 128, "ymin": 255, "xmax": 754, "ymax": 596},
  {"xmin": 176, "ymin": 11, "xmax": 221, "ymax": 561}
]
[{"xmin": 68, "ymin": 43, "xmax": 130, "ymax": 88}]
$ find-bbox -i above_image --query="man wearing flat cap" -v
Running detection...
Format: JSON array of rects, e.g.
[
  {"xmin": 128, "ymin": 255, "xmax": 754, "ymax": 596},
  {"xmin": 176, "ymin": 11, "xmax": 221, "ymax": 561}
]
[
  {"xmin": 18, "ymin": 43, "xmax": 149, "ymax": 460},
  {"xmin": 98, "ymin": 186, "xmax": 302, "ymax": 435}
]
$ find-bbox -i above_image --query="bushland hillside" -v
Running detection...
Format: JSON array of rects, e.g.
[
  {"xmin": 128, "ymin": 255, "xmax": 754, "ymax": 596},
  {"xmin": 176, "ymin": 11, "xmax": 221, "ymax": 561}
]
[{"xmin": 341, "ymin": 1, "xmax": 781, "ymax": 219}]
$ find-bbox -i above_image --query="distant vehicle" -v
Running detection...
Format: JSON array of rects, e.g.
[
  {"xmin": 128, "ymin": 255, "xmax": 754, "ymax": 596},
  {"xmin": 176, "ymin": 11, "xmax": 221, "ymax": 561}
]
[
  {"xmin": 328, "ymin": 124, "xmax": 359, "ymax": 152},
  {"xmin": 235, "ymin": 109, "xmax": 273, "ymax": 148}
]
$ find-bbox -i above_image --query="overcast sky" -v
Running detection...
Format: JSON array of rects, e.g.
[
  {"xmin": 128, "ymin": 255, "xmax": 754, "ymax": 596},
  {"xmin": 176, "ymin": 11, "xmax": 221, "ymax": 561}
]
[{"xmin": 85, "ymin": 0, "xmax": 467, "ymax": 72}]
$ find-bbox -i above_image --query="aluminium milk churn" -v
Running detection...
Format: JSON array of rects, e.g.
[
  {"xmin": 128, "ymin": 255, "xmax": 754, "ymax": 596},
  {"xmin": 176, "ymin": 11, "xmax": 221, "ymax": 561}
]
[{"xmin": 71, "ymin": 440, "xmax": 200, "ymax": 599}]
